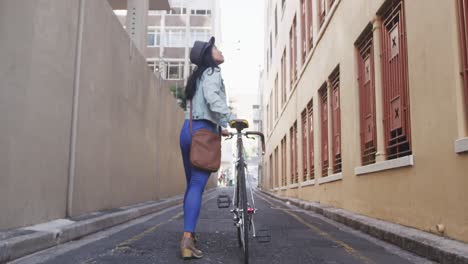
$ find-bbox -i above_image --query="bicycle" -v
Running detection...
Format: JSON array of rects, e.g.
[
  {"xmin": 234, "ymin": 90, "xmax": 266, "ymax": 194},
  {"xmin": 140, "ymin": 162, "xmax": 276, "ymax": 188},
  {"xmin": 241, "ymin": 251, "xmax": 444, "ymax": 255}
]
[{"xmin": 224, "ymin": 119, "xmax": 265, "ymax": 264}]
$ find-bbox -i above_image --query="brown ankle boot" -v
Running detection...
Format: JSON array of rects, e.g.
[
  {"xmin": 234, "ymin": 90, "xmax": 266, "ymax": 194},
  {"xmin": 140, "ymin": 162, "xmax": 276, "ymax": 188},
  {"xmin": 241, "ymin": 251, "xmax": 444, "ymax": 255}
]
[{"xmin": 180, "ymin": 236, "xmax": 203, "ymax": 259}]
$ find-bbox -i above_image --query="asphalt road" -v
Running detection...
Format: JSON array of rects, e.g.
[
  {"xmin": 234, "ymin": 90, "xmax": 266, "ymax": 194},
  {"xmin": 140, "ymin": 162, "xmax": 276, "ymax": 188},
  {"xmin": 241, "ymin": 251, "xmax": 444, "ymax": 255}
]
[{"xmin": 12, "ymin": 188, "xmax": 432, "ymax": 264}]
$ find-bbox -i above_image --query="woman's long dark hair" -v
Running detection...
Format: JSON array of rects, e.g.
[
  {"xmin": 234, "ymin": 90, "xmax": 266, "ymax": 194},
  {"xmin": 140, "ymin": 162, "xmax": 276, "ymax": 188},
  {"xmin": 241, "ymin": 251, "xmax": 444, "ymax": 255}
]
[{"xmin": 185, "ymin": 46, "xmax": 219, "ymax": 100}]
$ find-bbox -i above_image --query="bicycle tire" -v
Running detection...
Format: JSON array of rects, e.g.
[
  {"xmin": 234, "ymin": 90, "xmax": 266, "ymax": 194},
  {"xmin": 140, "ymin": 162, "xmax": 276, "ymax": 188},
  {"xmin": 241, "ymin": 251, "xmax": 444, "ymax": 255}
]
[
  {"xmin": 238, "ymin": 164, "xmax": 249, "ymax": 264},
  {"xmin": 236, "ymin": 172, "xmax": 242, "ymax": 248}
]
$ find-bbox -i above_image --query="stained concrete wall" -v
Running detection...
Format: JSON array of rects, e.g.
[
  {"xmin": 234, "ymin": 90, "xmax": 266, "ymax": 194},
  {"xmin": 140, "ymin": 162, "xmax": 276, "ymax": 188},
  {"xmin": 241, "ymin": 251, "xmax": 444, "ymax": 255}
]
[
  {"xmin": 0, "ymin": 0, "xmax": 79, "ymax": 230},
  {"xmin": 0, "ymin": 0, "xmax": 198, "ymax": 230}
]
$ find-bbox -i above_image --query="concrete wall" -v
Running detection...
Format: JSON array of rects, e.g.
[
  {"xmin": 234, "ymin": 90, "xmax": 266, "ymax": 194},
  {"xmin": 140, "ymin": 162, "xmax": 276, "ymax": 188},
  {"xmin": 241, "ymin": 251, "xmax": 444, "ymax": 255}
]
[
  {"xmin": 0, "ymin": 0, "xmax": 196, "ymax": 230},
  {"xmin": 262, "ymin": 0, "xmax": 468, "ymax": 243},
  {"xmin": 0, "ymin": 0, "xmax": 79, "ymax": 230}
]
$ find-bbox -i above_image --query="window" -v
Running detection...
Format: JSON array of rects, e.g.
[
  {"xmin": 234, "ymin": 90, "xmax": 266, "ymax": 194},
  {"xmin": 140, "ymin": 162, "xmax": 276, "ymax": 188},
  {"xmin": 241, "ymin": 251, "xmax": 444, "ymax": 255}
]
[
  {"xmin": 301, "ymin": 0, "xmax": 307, "ymax": 63},
  {"xmin": 379, "ymin": 0, "xmax": 412, "ymax": 160},
  {"xmin": 330, "ymin": 68, "xmax": 342, "ymax": 174},
  {"xmin": 307, "ymin": 100, "xmax": 315, "ymax": 179},
  {"xmin": 266, "ymin": 104, "xmax": 270, "ymax": 134},
  {"xmin": 274, "ymin": 6, "xmax": 278, "ymax": 38},
  {"xmin": 169, "ymin": 8, "xmax": 187, "ymax": 15},
  {"xmin": 281, "ymin": 50, "xmax": 287, "ymax": 106},
  {"xmin": 301, "ymin": 110, "xmax": 308, "ymax": 181},
  {"xmin": 270, "ymin": 33, "xmax": 273, "ymax": 61},
  {"xmin": 289, "ymin": 16, "xmax": 297, "ymax": 86},
  {"xmin": 266, "ymin": 50, "xmax": 269, "ymax": 74},
  {"xmin": 290, "ymin": 122, "xmax": 298, "ymax": 184},
  {"xmin": 147, "ymin": 61, "xmax": 158, "ymax": 72},
  {"xmin": 307, "ymin": 0, "xmax": 314, "ymax": 50},
  {"xmin": 191, "ymin": 9, "xmax": 211, "ymax": 15},
  {"xmin": 275, "ymin": 74, "xmax": 279, "ymax": 119},
  {"xmin": 281, "ymin": 136, "xmax": 287, "ymax": 186},
  {"xmin": 165, "ymin": 29, "xmax": 186, "ymax": 47},
  {"xmin": 318, "ymin": 0, "xmax": 326, "ymax": 27},
  {"xmin": 320, "ymin": 84, "xmax": 329, "ymax": 177},
  {"xmin": 270, "ymin": 92, "xmax": 273, "ymax": 130},
  {"xmin": 191, "ymin": 29, "xmax": 211, "ymax": 44},
  {"xmin": 166, "ymin": 62, "xmax": 184, "ymax": 80},
  {"xmin": 274, "ymin": 147, "xmax": 279, "ymax": 188},
  {"xmin": 356, "ymin": 26, "xmax": 377, "ymax": 165},
  {"xmin": 269, "ymin": 154, "xmax": 274, "ymax": 189},
  {"xmin": 458, "ymin": 0, "xmax": 468, "ymax": 120},
  {"xmin": 318, "ymin": 0, "xmax": 336, "ymax": 28},
  {"xmin": 147, "ymin": 29, "xmax": 161, "ymax": 47}
]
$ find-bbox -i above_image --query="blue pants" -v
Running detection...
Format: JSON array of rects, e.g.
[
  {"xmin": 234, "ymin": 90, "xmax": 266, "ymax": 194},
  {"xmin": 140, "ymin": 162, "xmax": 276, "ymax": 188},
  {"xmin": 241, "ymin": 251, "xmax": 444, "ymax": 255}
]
[{"xmin": 179, "ymin": 119, "xmax": 217, "ymax": 232}]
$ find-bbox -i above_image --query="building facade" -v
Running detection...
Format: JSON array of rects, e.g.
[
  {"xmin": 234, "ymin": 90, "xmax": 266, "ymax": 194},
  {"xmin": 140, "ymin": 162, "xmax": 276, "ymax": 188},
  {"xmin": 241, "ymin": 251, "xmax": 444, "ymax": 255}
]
[
  {"xmin": 115, "ymin": 0, "xmax": 221, "ymax": 92},
  {"xmin": 261, "ymin": 0, "xmax": 468, "ymax": 243}
]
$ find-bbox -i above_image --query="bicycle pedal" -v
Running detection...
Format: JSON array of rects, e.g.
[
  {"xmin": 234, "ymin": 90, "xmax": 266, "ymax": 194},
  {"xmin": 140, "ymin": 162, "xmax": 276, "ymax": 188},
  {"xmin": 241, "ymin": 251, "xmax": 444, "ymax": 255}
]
[
  {"xmin": 255, "ymin": 229, "xmax": 271, "ymax": 243},
  {"xmin": 217, "ymin": 195, "xmax": 230, "ymax": 209}
]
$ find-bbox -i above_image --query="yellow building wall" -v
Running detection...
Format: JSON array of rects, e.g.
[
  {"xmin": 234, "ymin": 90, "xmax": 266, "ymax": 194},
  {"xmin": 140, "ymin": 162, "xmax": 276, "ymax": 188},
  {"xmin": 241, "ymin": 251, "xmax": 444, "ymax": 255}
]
[{"xmin": 262, "ymin": 0, "xmax": 468, "ymax": 243}]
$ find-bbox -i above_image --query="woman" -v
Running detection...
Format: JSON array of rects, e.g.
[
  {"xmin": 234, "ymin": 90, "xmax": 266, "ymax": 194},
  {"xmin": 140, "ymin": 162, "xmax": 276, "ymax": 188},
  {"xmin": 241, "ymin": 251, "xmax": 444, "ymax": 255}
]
[{"xmin": 179, "ymin": 37, "xmax": 231, "ymax": 259}]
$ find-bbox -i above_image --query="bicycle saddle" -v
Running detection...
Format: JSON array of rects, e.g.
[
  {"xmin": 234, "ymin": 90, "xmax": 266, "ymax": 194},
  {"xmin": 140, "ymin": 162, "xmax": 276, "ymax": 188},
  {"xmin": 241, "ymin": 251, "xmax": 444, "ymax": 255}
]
[{"xmin": 229, "ymin": 119, "xmax": 249, "ymax": 131}]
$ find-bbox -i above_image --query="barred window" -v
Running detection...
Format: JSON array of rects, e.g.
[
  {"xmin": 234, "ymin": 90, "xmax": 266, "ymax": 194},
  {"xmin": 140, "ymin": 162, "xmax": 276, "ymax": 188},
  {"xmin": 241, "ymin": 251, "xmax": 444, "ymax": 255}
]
[
  {"xmin": 330, "ymin": 68, "xmax": 342, "ymax": 174},
  {"xmin": 379, "ymin": 0, "xmax": 412, "ymax": 160},
  {"xmin": 307, "ymin": 100, "xmax": 315, "ymax": 179},
  {"xmin": 319, "ymin": 84, "xmax": 329, "ymax": 177},
  {"xmin": 301, "ymin": 110, "xmax": 308, "ymax": 181},
  {"xmin": 356, "ymin": 25, "xmax": 377, "ymax": 165}
]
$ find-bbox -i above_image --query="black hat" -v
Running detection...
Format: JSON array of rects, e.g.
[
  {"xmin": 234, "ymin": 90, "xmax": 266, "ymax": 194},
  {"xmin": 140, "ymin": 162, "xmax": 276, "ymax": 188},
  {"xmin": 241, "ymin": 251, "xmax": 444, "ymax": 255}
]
[{"xmin": 190, "ymin": 37, "xmax": 215, "ymax": 66}]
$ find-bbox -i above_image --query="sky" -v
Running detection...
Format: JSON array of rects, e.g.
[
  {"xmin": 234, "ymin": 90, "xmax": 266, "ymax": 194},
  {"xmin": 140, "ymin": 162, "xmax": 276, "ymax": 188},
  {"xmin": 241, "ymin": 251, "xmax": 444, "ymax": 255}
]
[{"xmin": 218, "ymin": 0, "xmax": 265, "ymax": 122}]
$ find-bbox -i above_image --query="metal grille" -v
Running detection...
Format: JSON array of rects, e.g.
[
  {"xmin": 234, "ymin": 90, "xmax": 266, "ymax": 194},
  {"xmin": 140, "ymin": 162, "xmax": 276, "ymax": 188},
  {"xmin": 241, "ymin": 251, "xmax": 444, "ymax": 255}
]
[
  {"xmin": 357, "ymin": 26, "xmax": 377, "ymax": 165},
  {"xmin": 307, "ymin": 100, "xmax": 315, "ymax": 179},
  {"xmin": 301, "ymin": 0, "xmax": 307, "ymax": 63},
  {"xmin": 281, "ymin": 50, "xmax": 287, "ymax": 106},
  {"xmin": 319, "ymin": 0, "xmax": 325, "ymax": 27},
  {"xmin": 281, "ymin": 137, "xmax": 287, "ymax": 186},
  {"xmin": 274, "ymin": 147, "xmax": 279, "ymax": 188},
  {"xmin": 380, "ymin": 0, "xmax": 412, "ymax": 160},
  {"xmin": 458, "ymin": 0, "xmax": 468, "ymax": 118},
  {"xmin": 269, "ymin": 154, "xmax": 273, "ymax": 189},
  {"xmin": 290, "ymin": 122, "xmax": 299, "ymax": 184},
  {"xmin": 266, "ymin": 104, "xmax": 269, "ymax": 134},
  {"xmin": 301, "ymin": 110, "xmax": 308, "ymax": 181},
  {"xmin": 275, "ymin": 75, "xmax": 279, "ymax": 119},
  {"xmin": 294, "ymin": 122, "xmax": 298, "ymax": 183},
  {"xmin": 330, "ymin": 69, "xmax": 342, "ymax": 174},
  {"xmin": 320, "ymin": 85, "xmax": 329, "ymax": 177},
  {"xmin": 290, "ymin": 16, "xmax": 297, "ymax": 85},
  {"xmin": 308, "ymin": 0, "xmax": 314, "ymax": 50}
]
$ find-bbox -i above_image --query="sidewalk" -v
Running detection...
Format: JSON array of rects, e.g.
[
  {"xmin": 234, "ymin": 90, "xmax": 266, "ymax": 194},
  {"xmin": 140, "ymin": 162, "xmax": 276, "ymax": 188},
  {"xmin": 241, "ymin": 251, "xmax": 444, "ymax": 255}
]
[
  {"xmin": 0, "ymin": 189, "xmax": 214, "ymax": 264},
  {"xmin": 259, "ymin": 189, "xmax": 468, "ymax": 264}
]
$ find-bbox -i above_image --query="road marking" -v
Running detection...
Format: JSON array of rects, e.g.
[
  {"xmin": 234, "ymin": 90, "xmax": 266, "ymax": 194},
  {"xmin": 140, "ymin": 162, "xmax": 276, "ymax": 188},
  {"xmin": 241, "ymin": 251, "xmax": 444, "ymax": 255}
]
[
  {"xmin": 254, "ymin": 191, "xmax": 375, "ymax": 264},
  {"xmin": 115, "ymin": 192, "xmax": 216, "ymax": 250}
]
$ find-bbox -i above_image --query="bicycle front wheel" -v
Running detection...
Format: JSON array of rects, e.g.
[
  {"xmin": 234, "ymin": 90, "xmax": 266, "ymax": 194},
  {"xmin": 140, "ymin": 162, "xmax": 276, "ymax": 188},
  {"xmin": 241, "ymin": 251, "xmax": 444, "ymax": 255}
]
[{"xmin": 238, "ymin": 165, "xmax": 249, "ymax": 264}]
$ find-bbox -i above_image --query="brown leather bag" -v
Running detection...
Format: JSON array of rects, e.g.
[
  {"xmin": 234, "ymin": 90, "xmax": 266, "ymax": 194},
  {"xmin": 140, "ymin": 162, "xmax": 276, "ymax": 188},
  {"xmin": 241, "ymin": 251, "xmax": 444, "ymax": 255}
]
[{"xmin": 189, "ymin": 100, "xmax": 222, "ymax": 172}]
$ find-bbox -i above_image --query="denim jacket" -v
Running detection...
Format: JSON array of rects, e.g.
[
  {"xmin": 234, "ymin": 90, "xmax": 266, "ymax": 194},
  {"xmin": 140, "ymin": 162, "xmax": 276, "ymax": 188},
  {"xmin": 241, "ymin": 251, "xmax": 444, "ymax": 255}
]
[{"xmin": 185, "ymin": 68, "xmax": 232, "ymax": 127}]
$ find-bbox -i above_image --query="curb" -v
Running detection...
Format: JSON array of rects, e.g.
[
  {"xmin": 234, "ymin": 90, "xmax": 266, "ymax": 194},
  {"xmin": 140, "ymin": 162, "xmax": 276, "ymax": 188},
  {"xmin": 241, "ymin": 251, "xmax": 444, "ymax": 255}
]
[
  {"xmin": 259, "ymin": 189, "xmax": 468, "ymax": 264},
  {"xmin": 0, "ymin": 188, "xmax": 215, "ymax": 264}
]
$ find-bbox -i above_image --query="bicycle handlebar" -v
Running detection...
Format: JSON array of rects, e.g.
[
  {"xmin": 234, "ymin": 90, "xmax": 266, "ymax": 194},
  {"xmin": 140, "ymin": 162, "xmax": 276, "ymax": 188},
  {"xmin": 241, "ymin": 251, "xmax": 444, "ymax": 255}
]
[
  {"xmin": 245, "ymin": 131, "xmax": 265, "ymax": 155},
  {"xmin": 224, "ymin": 131, "xmax": 266, "ymax": 155}
]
